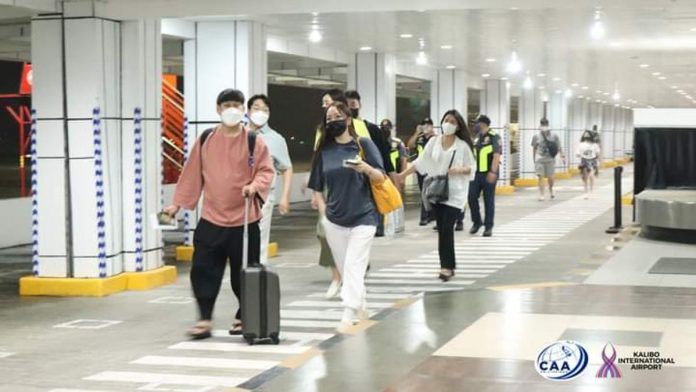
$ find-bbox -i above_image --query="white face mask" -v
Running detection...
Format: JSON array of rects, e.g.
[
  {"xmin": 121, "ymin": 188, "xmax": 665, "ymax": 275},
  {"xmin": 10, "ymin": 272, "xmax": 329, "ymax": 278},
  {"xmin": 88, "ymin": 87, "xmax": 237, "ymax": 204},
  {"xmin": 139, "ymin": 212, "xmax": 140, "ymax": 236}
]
[
  {"xmin": 220, "ymin": 107, "xmax": 244, "ymax": 127},
  {"xmin": 442, "ymin": 122, "xmax": 458, "ymax": 135},
  {"xmin": 250, "ymin": 111, "xmax": 270, "ymax": 127},
  {"xmin": 540, "ymin": 126, "xmax": 550, "ymax": 132}
]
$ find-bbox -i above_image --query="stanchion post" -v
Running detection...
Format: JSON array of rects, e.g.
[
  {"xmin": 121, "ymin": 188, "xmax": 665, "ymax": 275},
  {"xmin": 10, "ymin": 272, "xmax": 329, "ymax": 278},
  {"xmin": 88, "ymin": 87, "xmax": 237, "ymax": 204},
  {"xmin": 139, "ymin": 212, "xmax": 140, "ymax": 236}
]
[{"xmin": 606, "ymin": 166, "xmax": 623, "ymax": 234}]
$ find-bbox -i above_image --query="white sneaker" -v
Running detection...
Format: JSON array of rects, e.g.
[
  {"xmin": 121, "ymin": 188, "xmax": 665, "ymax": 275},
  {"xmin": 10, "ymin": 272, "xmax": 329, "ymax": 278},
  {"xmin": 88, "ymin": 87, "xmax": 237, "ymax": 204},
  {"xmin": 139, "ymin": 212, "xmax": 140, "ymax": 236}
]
[
  {"xmin": 538, "ymin": 195, "xmax": 545, "ymax": 201},
  {"xmin": 325, "ymin": 280, "xmax": 341, "ymax": 299},
  {"xmin": 584, "ymin": 193, "xmax": 589, "ymax": 199}
]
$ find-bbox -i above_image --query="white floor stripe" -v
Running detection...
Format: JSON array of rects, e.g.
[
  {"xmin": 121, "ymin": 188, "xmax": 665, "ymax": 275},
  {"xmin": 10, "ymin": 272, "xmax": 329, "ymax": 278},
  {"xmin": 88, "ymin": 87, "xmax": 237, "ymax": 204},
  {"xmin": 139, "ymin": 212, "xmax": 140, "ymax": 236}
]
[
  {"xmin": 393, "ymin": 264, "xmax": 506, "ymax": 269},
  {"xmin": 84, "ymin": 371, "xmax": 246, "ymax": 387},
  {"xmin": 367, "ymin": 286, "xmax": 461, "ymax": 293},
  {"xmin": 365, "ymin": 279, "xmax": 473, "ymax": 285},
  {"xmin": 168, "ymin": 341, "xmax": 310, "ymax": 354},
  {"xmin": 280, "ymin": 319, "xmax": 338, "ymax": 328},
  {"xmin": 306, "ymin": 292, "xmax": 410, "ymax": 300},
  {"xmin": 287, "ymin": 300, "xmax": 392, "ymax": 309},
  {"xmin": 369, "ymin": 272, "xmax": 488, "ymax": 279},
  {"xmin": 407, "ymin": 259, "xmax": 515, "ymax": 264},
  {"xmin": 131, "ymin": 355, "xmax": 279, "ymax": 370},
  {"xmin": 211, "ymin": 330, "xmax": 335, "ymax": 342},
  {"xmin": 380, "ymin": 268, "xmax": 498, "ymax": 274}
]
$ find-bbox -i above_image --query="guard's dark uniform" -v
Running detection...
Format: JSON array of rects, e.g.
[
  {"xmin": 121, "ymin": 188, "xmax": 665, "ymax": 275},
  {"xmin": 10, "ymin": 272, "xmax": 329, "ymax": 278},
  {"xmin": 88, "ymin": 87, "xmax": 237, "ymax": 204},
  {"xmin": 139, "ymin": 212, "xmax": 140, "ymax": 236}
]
[
  {"xmin": 415, "ymin": 134, "xmax": 434, "ymax": 224},
  {"xmin": 468, "ymin": 130, "xmax": 502, "ymax": 230}
]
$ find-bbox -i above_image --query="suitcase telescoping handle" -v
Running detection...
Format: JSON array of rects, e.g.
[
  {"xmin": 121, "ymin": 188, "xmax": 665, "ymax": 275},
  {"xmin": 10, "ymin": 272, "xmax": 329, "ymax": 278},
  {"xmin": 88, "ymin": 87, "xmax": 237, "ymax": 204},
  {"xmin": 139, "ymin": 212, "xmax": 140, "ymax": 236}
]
[{"xmin": 242, "ymin": 196, "xmax": 249, "ymax": 270}]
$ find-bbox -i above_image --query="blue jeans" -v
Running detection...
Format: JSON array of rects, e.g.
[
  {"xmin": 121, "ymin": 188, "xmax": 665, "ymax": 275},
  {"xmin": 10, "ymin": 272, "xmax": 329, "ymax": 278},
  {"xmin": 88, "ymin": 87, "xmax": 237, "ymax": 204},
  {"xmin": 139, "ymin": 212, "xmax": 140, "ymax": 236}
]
[{"xmin": 468, "ymin": 172, "xmax": 496, "ymax": 230}]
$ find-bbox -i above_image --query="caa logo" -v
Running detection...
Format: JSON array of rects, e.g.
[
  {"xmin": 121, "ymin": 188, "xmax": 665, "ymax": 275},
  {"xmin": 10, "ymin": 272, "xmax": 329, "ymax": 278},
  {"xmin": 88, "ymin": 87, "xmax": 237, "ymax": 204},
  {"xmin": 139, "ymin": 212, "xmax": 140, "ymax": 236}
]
[{"xmin": 535, "ymin": 340, "xmax": 589, "ymax": 381}]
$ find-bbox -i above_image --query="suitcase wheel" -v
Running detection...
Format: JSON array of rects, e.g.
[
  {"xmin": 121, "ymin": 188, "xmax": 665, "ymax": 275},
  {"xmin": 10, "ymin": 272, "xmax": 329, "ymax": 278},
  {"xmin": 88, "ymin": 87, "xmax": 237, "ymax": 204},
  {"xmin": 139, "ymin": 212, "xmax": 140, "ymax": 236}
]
[{"xmin": 270, "ymin": 332, "xmax": 280, "ymax": 345}]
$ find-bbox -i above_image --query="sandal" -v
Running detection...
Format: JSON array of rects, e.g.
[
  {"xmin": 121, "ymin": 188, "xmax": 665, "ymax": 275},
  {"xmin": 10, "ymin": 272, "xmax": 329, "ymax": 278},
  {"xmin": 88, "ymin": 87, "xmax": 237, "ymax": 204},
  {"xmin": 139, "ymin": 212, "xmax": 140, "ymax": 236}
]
[
  {"xmin": 187, "ymin": 320, "xmax": 212, "ymax": 340},
  {"xmin": 229, "ymin": 320, "xmax": 243, "ymax": 335}
]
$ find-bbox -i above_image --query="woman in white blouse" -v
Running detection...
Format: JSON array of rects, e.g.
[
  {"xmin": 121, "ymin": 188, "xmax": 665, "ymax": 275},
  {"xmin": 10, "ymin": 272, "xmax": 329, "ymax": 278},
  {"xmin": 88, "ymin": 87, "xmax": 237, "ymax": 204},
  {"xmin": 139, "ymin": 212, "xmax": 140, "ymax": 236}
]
[{"xmin": 397, "ymin": 110, "xmax": 476, "ymax": 281}]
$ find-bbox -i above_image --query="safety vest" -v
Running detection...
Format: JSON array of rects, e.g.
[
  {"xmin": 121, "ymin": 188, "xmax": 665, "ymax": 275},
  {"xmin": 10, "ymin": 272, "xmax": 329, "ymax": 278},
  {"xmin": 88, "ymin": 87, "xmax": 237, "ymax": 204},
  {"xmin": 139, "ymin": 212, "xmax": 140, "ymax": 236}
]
[
  {"xmin": 389, "ymin": 138, "xmax": 403, "ymax": 171},
  {"xmin": 352, "ymin": 118, "xmax": 371, "ymax": 139},
  {"xmin": 476, "ymin": 131, "xmax": 497, "ymax": 173}
]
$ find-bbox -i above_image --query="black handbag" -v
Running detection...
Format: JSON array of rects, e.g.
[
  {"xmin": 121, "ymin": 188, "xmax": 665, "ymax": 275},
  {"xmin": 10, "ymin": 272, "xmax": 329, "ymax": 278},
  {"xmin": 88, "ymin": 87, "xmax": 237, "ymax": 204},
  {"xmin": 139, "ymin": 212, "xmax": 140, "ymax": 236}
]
[{"xmin": 421, "ymin": 150, "xmax": 457, "ymax": 210}]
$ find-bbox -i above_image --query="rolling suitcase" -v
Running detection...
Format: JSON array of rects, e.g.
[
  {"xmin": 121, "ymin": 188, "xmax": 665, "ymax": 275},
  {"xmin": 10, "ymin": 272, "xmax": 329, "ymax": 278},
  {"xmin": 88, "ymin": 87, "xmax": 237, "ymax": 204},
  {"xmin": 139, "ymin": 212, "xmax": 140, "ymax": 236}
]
[{"xmin": 240, "ymin": 197, "xmax": 281, "ymax": 345}]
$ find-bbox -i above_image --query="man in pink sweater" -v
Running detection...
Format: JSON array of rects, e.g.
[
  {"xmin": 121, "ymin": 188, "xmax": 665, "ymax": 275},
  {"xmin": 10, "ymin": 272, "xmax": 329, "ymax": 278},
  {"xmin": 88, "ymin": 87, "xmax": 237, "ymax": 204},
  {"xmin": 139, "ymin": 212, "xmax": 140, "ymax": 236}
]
[{"xmin": 164, "ymin": 89, "xmax": 274, "ymax": 339}]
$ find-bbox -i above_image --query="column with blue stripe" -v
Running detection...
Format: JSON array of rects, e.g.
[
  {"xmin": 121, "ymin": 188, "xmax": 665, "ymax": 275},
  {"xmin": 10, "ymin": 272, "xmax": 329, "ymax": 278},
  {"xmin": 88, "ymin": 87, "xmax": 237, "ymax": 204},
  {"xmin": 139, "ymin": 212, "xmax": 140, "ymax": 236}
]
[{"xmin": 92, "ymin": 107, "xmax": 107, "ymax": 277}]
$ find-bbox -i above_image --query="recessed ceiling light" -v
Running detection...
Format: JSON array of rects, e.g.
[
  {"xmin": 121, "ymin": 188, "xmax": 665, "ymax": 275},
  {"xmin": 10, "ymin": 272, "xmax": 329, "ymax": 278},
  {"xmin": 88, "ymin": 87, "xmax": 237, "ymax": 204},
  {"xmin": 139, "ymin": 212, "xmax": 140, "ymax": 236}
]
[
  {"xmin": 501, "ymin": 76, "xmax": 509, "ymax": 80},
  {"xmin": 652, "ymin": 72, "xmax": 661, "ymax": 76},
  {"xmin": 482, "ymin": 73, "xmax": 491, "ymax": 78},
  {"xmin": 578, "ymin": 95, "xmax": 584, "ymax": 98},
  {"xmin": 671, "ymin": 86, "xmax": 679, "ymax": 89},
  {"xmin": 571, "ymin": 83, "xmax": 580, "ymax": 87},
  {"xmin": 400, "ymin": 33, "xmax": 413, "ymax": 38},
  {"xmin": 416, "ymin": 51, "xmax": 428, "ymax": 65},
  {"xmin": 658, "ymin": 76, "xmax": 667, "ymax": 80},
  {"xmin": 552, "ymin": 77, "xmax": 561, "ymax": 82},
  {"xmin": 639, "ymin": 64, "xmax": 650, "ymax": 68},
  {"xmin": 446, "ymin": 65, "xmax": 456, "ymax": 69},
  {"xmin": 690, "ymin": 27, "xmax": 696, "ymax": 32},
  {"xmin": 312, "ymin": 12, "xmax": 319, "ymax": 16},
  {"xmin": 309, "ymin": 30, "xmax": 322, "ymax": 43},
  {"xmin": 359, "ymin": 46, "xmax": 372, "ymax": 51},
  {"xmin": 537, "ymin": 73, "xmax": 546, "ymax": 77},
  {"xmin": 596, "ymin": 90, "xmax": 603, "ymax": 94},
  {"xmin": 486, "ymin": 58, "xmax": 497, "ymax": 62},
  {"xmin": 441, "ymin": 45, "xmax": 453, "ymax": 50},
  {"xmin": 603, "ymin": 92, "xmax": 610, "ymax": 96},
  {"xmin": 582, "ymin": 86, "xmax": 589, "ymax": 90}
]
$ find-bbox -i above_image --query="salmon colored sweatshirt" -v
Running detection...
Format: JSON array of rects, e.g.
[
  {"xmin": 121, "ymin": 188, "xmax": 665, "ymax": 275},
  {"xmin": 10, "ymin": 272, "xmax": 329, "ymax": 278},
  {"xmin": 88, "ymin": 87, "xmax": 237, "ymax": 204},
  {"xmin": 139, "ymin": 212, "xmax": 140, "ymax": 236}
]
[{"xmin": 173, "ymin": 126, "xmax": 274, "ymax": 227}]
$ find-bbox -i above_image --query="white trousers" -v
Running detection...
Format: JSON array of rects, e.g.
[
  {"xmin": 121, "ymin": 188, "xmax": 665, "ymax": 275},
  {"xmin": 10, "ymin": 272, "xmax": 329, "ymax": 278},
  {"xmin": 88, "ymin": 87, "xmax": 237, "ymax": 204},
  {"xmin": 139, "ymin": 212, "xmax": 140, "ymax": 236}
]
[
  {"xmin": 259, "ymin": 200, "xmax": 274, "ymax": 265},
  {"xmin": 322, "ymin": 217, "xmax": 376, "ymax": 310}
]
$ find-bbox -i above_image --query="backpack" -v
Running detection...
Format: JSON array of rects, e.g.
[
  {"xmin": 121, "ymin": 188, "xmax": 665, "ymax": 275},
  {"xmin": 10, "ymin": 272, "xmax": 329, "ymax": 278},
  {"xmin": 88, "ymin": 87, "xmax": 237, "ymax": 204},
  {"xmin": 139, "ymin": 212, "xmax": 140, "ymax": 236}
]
[
  {"xmin": 541, "ymin": 132, "xmax": 559, "ymax": 158},
  {"xmin": 199, "ymin": 128, "xmax": 264, "ymax": 206}
]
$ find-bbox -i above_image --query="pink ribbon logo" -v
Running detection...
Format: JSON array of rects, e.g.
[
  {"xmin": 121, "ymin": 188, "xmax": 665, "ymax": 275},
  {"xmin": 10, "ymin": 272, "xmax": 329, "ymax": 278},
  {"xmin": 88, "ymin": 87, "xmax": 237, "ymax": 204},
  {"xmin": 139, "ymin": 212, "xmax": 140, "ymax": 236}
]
[{"xmin": 596, "ymin": 343, "xmax": 622, "ymax": 378}]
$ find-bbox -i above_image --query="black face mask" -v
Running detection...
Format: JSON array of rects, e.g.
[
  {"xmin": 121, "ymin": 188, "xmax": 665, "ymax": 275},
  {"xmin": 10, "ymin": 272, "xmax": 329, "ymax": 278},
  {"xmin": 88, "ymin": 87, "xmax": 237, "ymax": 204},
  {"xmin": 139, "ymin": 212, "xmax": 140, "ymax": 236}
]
[
  {"xmin": 381, "ymin": 125, "xmax": 392, "ymax": 133},
  {"xmin": 326, "ymin": 120, "xmax": 347, "ymax": 138},
  {"xmin": 350, "ymin": 108, "xmax": 360, "ymax": 118}
]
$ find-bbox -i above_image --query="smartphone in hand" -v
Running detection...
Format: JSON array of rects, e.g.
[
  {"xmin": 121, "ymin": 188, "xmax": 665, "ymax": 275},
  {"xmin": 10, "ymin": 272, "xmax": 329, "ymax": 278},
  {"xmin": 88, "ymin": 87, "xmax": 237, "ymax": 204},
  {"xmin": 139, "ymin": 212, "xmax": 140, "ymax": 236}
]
[{"xmin": 343, "ymin": 158, "xmax": 361, "ymax": 167}]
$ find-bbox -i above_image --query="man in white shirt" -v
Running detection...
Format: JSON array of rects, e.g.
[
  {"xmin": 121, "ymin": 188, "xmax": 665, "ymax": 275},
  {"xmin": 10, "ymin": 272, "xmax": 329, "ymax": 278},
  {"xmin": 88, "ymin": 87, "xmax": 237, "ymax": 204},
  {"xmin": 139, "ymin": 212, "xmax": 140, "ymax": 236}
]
[{"xmin": 247, "ymin": 94, "xmax": 294, "ymax": 264}]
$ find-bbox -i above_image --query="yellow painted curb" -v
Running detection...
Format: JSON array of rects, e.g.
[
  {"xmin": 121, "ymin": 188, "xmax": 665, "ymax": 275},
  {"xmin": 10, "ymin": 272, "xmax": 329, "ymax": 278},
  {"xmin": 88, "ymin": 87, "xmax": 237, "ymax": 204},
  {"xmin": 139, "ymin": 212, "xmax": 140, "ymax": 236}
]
[
  {"xmin": 19, "ymin": 274, "xmax": 128, "ymax": 297},
  {"xmin": 268, "ymin": 242, "xmax": 278, "ymax": 258},
  {"xmin": 569, "ymin": 167, "xmax": 581, "ymax": 175},
  {"xmin": 495, "ymin": 185, "xmax": 515, "ymax": 195},
  {"xmin": 622, "ymin": 193, "xmax": 634, "ymax": 206},
  {"xmin": 555, "ymin": 171, "xmax": 572, "ymax": 180},
  {"xmin": 124, "ymin": 266, "xmax": 177, "ymax": 291},
  {"xmin": 513, "ymin": 178, "xmax": 539, "ymax": 187},
  {"xmin": 176, "ymin": 245, "xmax": 194, "ymax": 262},
  {"xmin": 601, "ymin": 160, "xmax": 618, "ymax": 169}
]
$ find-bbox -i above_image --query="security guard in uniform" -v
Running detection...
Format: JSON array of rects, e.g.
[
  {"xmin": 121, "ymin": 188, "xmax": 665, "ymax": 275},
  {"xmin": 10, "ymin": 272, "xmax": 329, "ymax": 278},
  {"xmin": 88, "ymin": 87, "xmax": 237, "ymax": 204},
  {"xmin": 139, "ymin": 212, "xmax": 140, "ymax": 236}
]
[
  {"xmin": 407, "ymin": 118, "xmax": 436, "ymax": 225},
  {"xmin": 468, "ymin": 115, "xmax": 502, "ymax": 237}
]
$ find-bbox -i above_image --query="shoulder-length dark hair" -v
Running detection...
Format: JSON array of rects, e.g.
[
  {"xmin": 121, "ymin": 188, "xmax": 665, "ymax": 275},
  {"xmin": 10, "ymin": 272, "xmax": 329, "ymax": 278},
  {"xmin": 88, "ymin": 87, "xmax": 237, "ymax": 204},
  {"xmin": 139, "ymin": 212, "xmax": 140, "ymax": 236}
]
[
  {"xmin": 311, "ymin": 102, "xmax": 358, "ymax": 168},
  {"xmin": 440, "ymin": 109, "xmax": 474, "ymax": 152},
  {"xmin": 581, "ymin": 130, "xmax": 593, "ymax": 142}
]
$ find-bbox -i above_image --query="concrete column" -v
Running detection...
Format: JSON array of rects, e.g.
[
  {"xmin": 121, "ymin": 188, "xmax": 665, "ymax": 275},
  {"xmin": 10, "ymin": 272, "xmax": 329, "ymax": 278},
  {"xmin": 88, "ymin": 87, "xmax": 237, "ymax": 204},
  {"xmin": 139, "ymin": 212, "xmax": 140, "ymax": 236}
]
[
  {"xmin": 567, "ymin": 98, "xmax": 590, "ymax": 167},
  {"xmin": 613, "ymin": 106, "xmax": 625, "ymax": 159},
  {"xmin": 625, "ymin": 109, "xmax": 634, "ymax": 154},
  {"xmin": 430, "ymin": 68, "xmax": 468, "ymax": 122},
  {"xmin": 480, "ymin": 79, "xmax": 511, "ymax": 186},
  {"xmin": 121, "ymin": 20, "xmax": 163, "ymax": 272},
  {"xmin": 32, "ymin": 10, "xmax": 123, "ymax": 278},
  {"xmin": 548, "ymin": 92, "xmax": 571, "ymax": 171},
  {"xmin": 183, "ymin": 20, "xmax": 267, "ymax": 225},
  {"xmin": 347, "ymin": 52, "xmax": 397, "ymax": 123},
  {"xmin": 518, "ymin": 87, "xmax": 544, "ymax": 179},
  {"xmin": 601, "ymin": 104, "xmax": 615, "ymax": 161}
]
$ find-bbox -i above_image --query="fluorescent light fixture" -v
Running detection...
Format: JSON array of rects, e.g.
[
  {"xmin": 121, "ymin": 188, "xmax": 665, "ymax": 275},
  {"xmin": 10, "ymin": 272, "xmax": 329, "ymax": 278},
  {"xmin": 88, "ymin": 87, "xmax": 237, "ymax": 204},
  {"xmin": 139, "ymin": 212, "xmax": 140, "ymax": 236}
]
[
  {"xmin": 671, "ymin": 86, "xmax": 679, "ymax": 89},
  {"xmin": 482, "ymin": 73, "xmax": 491, "ymax": 78},
  {"xmin": 639, "ymin": 64, "xmax": 650, "ymax": 68},
  {"xmin": 486, "ymin": 58, "xmax": 497, "ymax": 62},
  {"xmin": 658, "ymin": 76, "xmax": 667, "ymax": 80},
  {"xmin": 582, "ymin": 86, "xmax": 589, "ymax": 90},
  {"xmin": 652, "ymin": 72, "xmax": 661, "ymax": 76},
  {"xmin": 441, "ymin": 45, "xmax": 453, "ymax": 49},
  {"xmin": 400, "ymin": 33, "xmax": 413, "ymax": 38},
  {"xmin": 446, "ymin": 65, "xmax": 456, "ymax": 69},
  {"xmin": 537, "ymin": 73, "xmax": 546, "ymax": 77},
  {"xmin": 571, "ymin": 83, "xmax": 580, "ymax": 87},
  {"xmin": 416, "ymin": 51, "xmax": 428, "ymax": 65},
  {"xmin": 501, "ymin": 76, "xmax": 509, "ymax": 80},
  {"xmin": 590, "ymin": 10, "xmax": 606, "ymax": 40},
  {"xmin": 603, "ymin": 92, "xmax": 610, "ymax": 96},
  {"xmin": 523, "ymin": 75, "xmax": 533, "ymax": 90},
  {"xmin": 615, "ymin": 103, "xmax": 620, "ymax": 107},
  {"xmin": 309, "ymin": 29, "xmax": 322, "ymax": 43},
  {"xmin": 578, "ymin": 95, "xmax": 584, "ymax": 98},
  {"xmin": 359, "ymin": 46, "xmax": 372, "ymax": 51},
  {"xmin": 552, "ymin": 77, "xmax": 561, "ymax": 82},
  {"xmin": 506, "ymin": 51, "xmax": 522, "ymax": 74}
]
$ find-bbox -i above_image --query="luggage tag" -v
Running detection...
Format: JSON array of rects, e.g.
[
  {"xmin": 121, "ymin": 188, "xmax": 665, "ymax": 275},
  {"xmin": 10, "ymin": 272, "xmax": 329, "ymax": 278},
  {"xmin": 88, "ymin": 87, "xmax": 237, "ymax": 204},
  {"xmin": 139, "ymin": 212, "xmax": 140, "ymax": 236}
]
[{"xmin": 150, "ymin": 211, "xmax": 179, "ymax": 231}]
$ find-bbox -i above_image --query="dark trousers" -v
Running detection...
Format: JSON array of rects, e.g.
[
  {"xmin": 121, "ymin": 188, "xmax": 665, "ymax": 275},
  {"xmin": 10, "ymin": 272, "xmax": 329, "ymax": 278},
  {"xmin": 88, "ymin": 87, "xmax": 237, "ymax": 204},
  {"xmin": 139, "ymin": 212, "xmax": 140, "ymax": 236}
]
[
  {"xmin": 434, "ymin": 204, "xmax": 460, "ymax": 270},
  {"xmin": 191, "ymin": 218, "xmax": 260, "ymax": 321},
  {"xmin": 456, "ymin": 210, "xmax": 465, "ymax": 225},
  {"xmin": 468, "ymin": 172, "xmax": 496, "ymax": 230},
  {"xmin": 417, "ymin": 173, "xmax": 432, "ymax": 223}
]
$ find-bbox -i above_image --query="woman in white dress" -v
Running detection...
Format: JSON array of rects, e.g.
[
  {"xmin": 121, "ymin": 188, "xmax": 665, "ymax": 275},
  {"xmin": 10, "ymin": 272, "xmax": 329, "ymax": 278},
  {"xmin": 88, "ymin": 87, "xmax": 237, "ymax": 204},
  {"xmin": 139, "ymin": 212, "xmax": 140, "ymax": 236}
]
[{"xmin": 576, "ymin": 130, "xmax": 601, "ymax": 199}]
